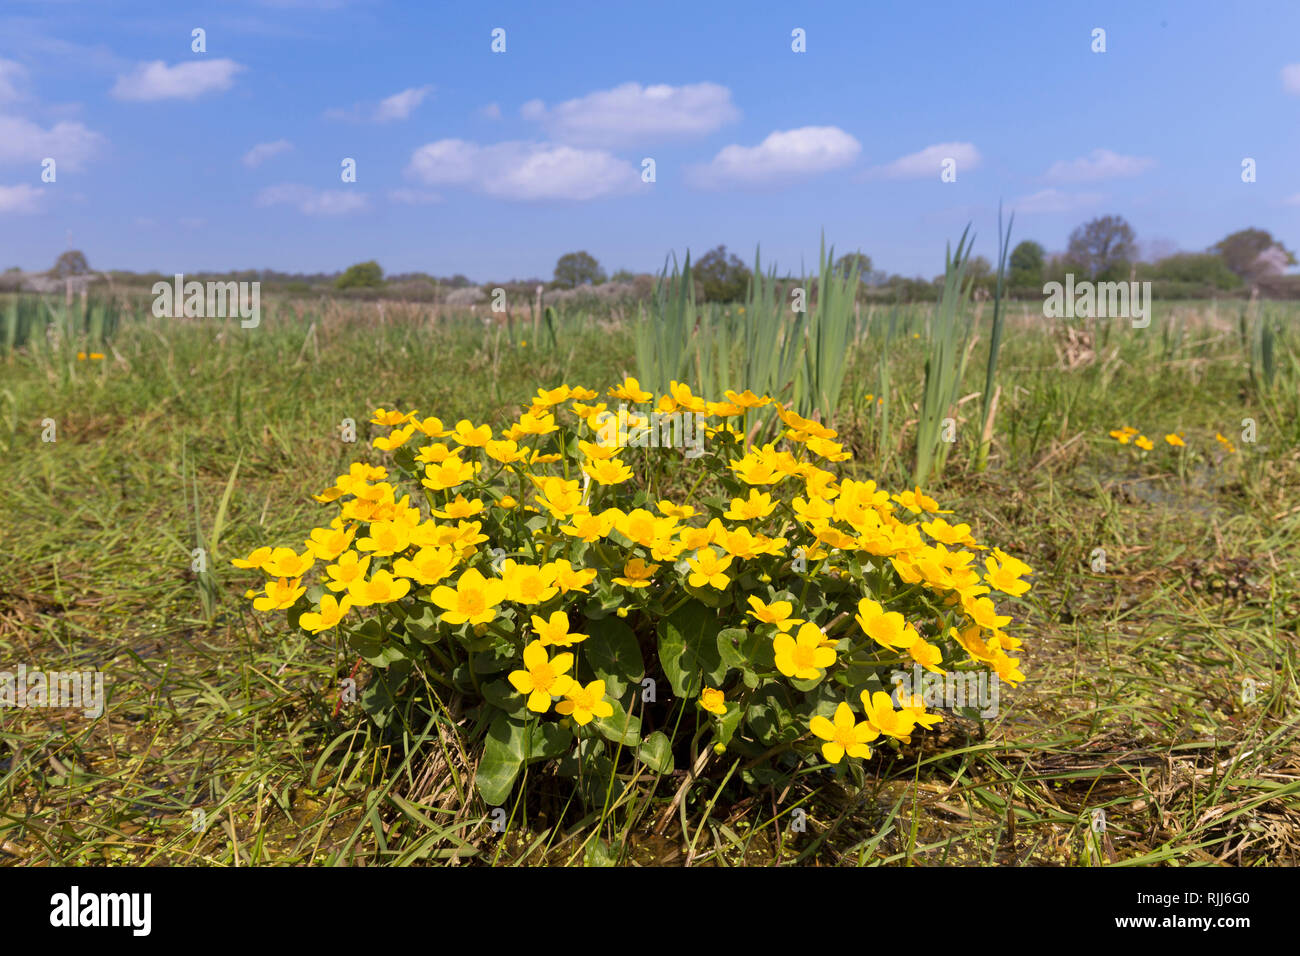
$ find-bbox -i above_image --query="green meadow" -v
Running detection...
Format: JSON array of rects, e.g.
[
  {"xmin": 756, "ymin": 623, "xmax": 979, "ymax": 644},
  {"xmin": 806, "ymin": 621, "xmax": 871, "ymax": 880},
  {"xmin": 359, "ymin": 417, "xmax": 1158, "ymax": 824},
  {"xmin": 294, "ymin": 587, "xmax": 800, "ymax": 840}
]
[{"xmin": 1, "ymin": 289, "xmax": 1298, "ymax": 865}]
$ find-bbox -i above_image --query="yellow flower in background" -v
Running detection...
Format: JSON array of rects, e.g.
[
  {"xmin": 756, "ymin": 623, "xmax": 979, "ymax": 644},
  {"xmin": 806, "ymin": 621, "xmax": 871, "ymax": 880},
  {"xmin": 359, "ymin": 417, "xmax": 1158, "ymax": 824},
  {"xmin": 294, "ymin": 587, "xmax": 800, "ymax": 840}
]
[
  {"xmin": 1215, "ymin": 432, "xmax": 1236, "ymax": 454},
  {"xmin": 356, "ymin": 519, "xmax": 411, "ymax": 557},
  {"xmin": 773, "ymin": 622, "xmax": 837, "ymax": 680},
  {"xmin": 963, "ymin": 595, "xmax": 1012, "ymax": 631},
  {"xmin": 371, "ymin": 408, "xmax": 414, "ymax": 427},
  {"xmin": 892, "ymin": 487, "xmax": 950, "ymax": 515},
  {"xmin": 809, "ymin": 702, "xmax": 877, "ymax": 764},
  {"xmin": 1109, "ymin": 428, "xmax": 1133, "ymax": 444},
  {"xmin": 433, "ymin": 494, "xmax": 485, "ymax": 520},
  {"xmin": 699, "ymin": 686, "xmax": 727, "ymax": 716},
  {"xmin": 411, "ymin": 415, "xmax": 451, "ymax": 438},
  {"xmin": 657, "ymin": 500, "xmax": 697, "ymax": 520},
  {"xmin": 231, "ymin": 546, "xmax": 273, "ymax": 570},
  {"xmin": 300, "ymin": 594, "xmax": 352, "ymax": 634},
  {"xmin": 263, "ymin": 546, "xmax": 314, "ymax": 579},
  {"xmin": 450, "ymin": 420, "xmax": 493, "ymax": 447},
  {"xmin": 392, "ymin": 545, "xmax": 459, "ymax": 586},
  {"xmin": 724, "ymin": 389, "xmax": 771, "ymax": 409},
  {"xmin": 854, "ymin": 598, "xmax": 918, "ymax": 650},
  {"xmin": 561, "ymin": 510, "xmax": 616, "ymax": 543},
  {"xmin": 324, "ymin": 550, "xmax": 370, "ymax": 592},
  {"xmin": 532, "ymin": 385, "xmax": 572, "ymax": 407},
  {"xmin": 613, "ymin": 558, "xmax": 659, "ymax": 588},
  {"xmin": 686, "ymin": 547, "xmax": 733, "ymax": 590},
  {"xmin": 485, "ymin": 438, "xmax": 528, "ymax": 464},
  {"xmin": 895, "ymin": 690, "xmax": 943, "ymax": 730},
  {"xmin": 579, "ymin": 439, "xmax": 618, "ymax": 461},
  {"xmin": 920, "ymin": 517, "xmax": 979, "ymax": 549},
  {"xmin": 550, "ymin": 559, "xmax": 598, "ymax": 594},
  {"xmin": 373, "ymin": 423, "xmax": 417, "ymax": 451},
  {"xmin": 500, "ymin": 559, "xmax": 558, "ymax": 604},
  {"xmin": 1164, "ymin": 433, "xmax": 1186, "ymax": 447},
  {"xmin": 556, "ymin": 679, "xmax": 613, "ymax": 725},
  {"xmin": 860, "ymin": 690, "xmax": 917, "ymax": 741},
  {"xmin": 984, "ymin": 553, "xmax": 1031, "ymax": 596},
  {"xmin": 724, "ymin": 489, "xmax": 776, "ymax": 521},
  {"xmin": 531, "ymin": 610, "xmax": 587, "ymax": 647},
  {"xmin": 422, "ymin": 457, "xmax": 481, "ymax": 491},
  {"xmin": 610, "ymin": 377, "xmax": 653, "ymax": 402},
  {"xmin": 497, "ymin": 495, "xmax": 518, "ymax": 509},
  {"xmin": 990, "ymin": 651, "xmax": 1026, "ymax": 685},
  {"xmin": 908, "ymin": 640, "xmax": 946, "ymax": 675},
  {"xmin": 746, "ymin": 596, "xmax": 802, "ymax": 632},
  {"xmin": 253, "ymin": 576, "xmax": 305, "ymax": 611},
  {"xmin": 508, "ymin": 641, "xmax": 576, "ymax": 713},
  {"xmin": 305, "ymin": 524, "xmax": 357, "ymax": 561},
  {"xmin": 1134, "ymin": 435, "xmax": 1154, "ymax": 451},
  {"xmin": 515, "ymin": 410, "xmax": 558, "ymax": 435},
  {"xmin": 583, "ymin": 457, "xmax": 634, "ymax": 485},
  {"xmin": 430, "ymin": 567, "xmax": 505, "ymax": 625},
  {"xmin": 346, "ymin": 569, "xmax": 411, "ymax": 607}
]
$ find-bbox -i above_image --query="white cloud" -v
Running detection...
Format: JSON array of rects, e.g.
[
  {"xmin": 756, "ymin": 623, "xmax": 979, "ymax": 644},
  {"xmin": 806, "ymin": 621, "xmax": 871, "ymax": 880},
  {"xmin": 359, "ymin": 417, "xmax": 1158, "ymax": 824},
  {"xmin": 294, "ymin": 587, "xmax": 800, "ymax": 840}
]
[
  {"xmin": 405, "ymin": 139, "xmax": 640, "ymax": 201},
  {"xmin": 112, "ymin": 59, "xmax": 243, "ymax": 101},
  {"xmin": 687, "ymin": 126, "xmax": 860, "ymax": 189},
  {"xmin": 523, "ymin": 82, "xmax": 739, "ymax": 146},
  {"xmin": 242, "ymin": 139, "xmax": 292, "ymax": 167},
  {"xmin": 0, "ymin": 60, "xmax": 26, "ymax": 102},
  {"xmin": 388, "ymin": 188, "xmax": 442, "ymax": 205},
  {"xmin": 0, "ymin": 115, "xmax": 104, "ymax": 169},
  {"xmin": 864, "ymin": 142, "xmax": 979, "ymax": 180},
  {"xmin": 1044, "ymin": 149, "xmax": 1156, "ymax": 183},
  {"xmin": 0, "ymin": 183, "xmax": 42, "ymax": 214},
  {"xmin": 1283, "ymin": 64, "xmax": 1300, "ymax": 95},
  {"xmin": 374, "ymin": 85, "xmax": 433, "ymax": 122},
  {"xmin": 479, "ymin": 102, "xmax": 502, "ymax": 120},
  {"xmin": 255, "ymin": 184, "xmax": 369, "ymax": 215},
  {"xmin": 1009, "ymin": 188, "xmax": 1104, "ymax": 215}
]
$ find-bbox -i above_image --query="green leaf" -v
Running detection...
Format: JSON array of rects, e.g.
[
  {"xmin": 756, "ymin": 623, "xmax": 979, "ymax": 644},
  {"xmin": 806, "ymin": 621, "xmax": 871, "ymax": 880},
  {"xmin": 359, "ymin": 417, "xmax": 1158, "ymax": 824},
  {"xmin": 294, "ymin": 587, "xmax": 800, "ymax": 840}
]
[
  {"xmin": 593, "ymin": 708, "xmax": 642, "ymax": 747},
  {"xmin": 637, "ymin": 731, "xmax": 674, "ymax": 774},
  {"xmin": 346, "ymin": 620, "xmax": 408, "ymax": 667},
  {"xmin": 475, "ymin": 713, "xmax": 572, "ymax": 804},
  {"xmin": 657, "ymin": 599, "xmax": 724, "ymax": 698},
  {"xmin": 716, "ymin": 627, "xmax": 748, "ymax": 673},
  {"xmin": 584, "ymin": 837, "xmax": 618, "ymax": 867},
  {"xmin": 585, "ymin": 616, "xmax": 644, "ymax": 699},
  {"xmin": 716, "ymin": 700, "xmax": 744, "ymax": 745}
]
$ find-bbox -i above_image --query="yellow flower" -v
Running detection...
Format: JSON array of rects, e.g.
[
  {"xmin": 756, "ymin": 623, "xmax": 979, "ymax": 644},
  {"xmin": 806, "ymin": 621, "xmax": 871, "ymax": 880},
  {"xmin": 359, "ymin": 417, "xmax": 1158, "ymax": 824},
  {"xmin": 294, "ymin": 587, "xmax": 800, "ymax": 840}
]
[
  {"xmin": 450, "ymin": 420, "xmax": 493, "ymax": 447},
  {"xmin": 346, "ymin": 569, "xmax": 411, "ymax": 607},
  {"xmin": 723, "ymin": 489, "xmax": 776, "ymax": 521},
  {"xmin": 699, "ymin": 687, "xmax": 727, "ymax": 716},
  {"xmin": 773, "ymin": 622, "xmax": 837, "ymax": 680},
  {"xmin": 421, "ymin": 457, "xmax": 481, "ymax": 492},
  {"xmin": 908, "ymin": 640, "xmax": 945, "ymax": 674},
  {"xmin": 1215, "ymin": 432, "xmax": 1236, "ymax": 454},
  {"xmin": 920, "ymin": 517, "xmax": 979, "ymax": 548},
  {"xmin": 1164, "ymin": 433, "xmax": 1185, "ymax": 447},
  {"xmin": 392, "ymin": 545, "xmax": 459, "ymax": 585},
  {"xmin": 531, "ymin": 610, "xmax": 587, "ymax": 647},
  {"xmin": 356, "ymin": 519, "xmax": 411, "ymax": 557},
  {"xmin": 305, "ymin": 524, "xmax": 357, "ymax": 561},
  {"xmin": 555, "ymin": 679, "xmax": 613, "ymax": 725},
  {"xmin": 613, "ymin": 558, "xmax": 659, "ymax": 589},
  {"xmin": 891, "ymin": 487, "xmax": 950, "ymax": 515},
  {"xmin": 324, "ymin": 550, "xmax": 370, "ymax": 591},
  {"xmin": 507, "ymin": 641, "xmax": 576, "ymax": 713},
  {"xmin": 746, "ymin": 596, "xmax": 802, "ymax": 632},
  {"xmin": 561, "ymin": 509, "xmax": 616, "ymax": 543},
  {"xmin": 300, "ymin": 594, "xmax": 352, "ymax": 634},
  {"xmin": 371, "ymin": 408, "xmax": 415, "ymax": 427},
  {"xmin": 500, "ymin": 559, "xmax": 558, "ymax": 605},
  {"xmin": 962, "ymin": 594, "xmax": 1012, "ymax": 630},
  {"xmin": 854, "ymin": 598, "xmax": 918, "ymax": 650},
  {"xmin": 1134, "ymin": 435, "xmax": 1154, "ymax": 451},
  {"xmin": 1109, "ymin": 429, "xmax": 1133, "ymax": 444},
  {"xmin": 429, "ymin": 567, "xmax": 506, "ymax": 625},
  {"xmin": 373, "ymin": 423, "xmax": 418, "ymax": 451},
  {"xmin": 860, "ymin": 690, "xmax": 917, "ymax": 741},
  {"xmin": 723, "ymin": 389, "xmax": 771, "ymax": 410},
  {"xmin": 583, "ymin": 457, "xmax": 634, "ymax": 485},
  {"xmin": 984, "ymin": 554, "xmax": 1031, "ymax": 596},
  {"xmin": 809, "ymin": 702, "xmax": 877, "ymax": 763},
  {"xmin": 231, "ymin": 546, "xmax": 273, "ymax": 570},
  {"xmin": 253, "ymin": 576, "xmax": 305, "ymax": 611},
  {"xmin": 550, "ymin": 559, "xmax": 598, "ymax": 594},
  {"xmin": 609, "ymin": 377, "xmax": 653, "ymax": 402},
  {"xmin": 657, "ymin": 500, "xmax": 697, "ymax": 520},
  {"xmin": 686, "ymin": 547, "xmax": 733, "ymax": 590}
]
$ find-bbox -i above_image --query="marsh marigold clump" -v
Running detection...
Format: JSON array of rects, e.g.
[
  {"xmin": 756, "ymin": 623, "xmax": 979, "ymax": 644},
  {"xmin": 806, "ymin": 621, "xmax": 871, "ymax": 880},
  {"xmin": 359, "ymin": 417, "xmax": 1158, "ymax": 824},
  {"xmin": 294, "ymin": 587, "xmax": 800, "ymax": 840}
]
[{"xmin": 236, "ymin": 379, "xmax": 1033, "ymax": 802}]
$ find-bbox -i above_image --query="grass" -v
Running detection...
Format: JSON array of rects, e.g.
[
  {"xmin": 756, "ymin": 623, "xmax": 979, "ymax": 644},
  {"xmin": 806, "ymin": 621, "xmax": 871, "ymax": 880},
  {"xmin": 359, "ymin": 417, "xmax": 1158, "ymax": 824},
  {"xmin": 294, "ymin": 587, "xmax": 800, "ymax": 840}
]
[{"xmin": 1, "ymin": 295, "xmax": 1297, "ymax": 865}]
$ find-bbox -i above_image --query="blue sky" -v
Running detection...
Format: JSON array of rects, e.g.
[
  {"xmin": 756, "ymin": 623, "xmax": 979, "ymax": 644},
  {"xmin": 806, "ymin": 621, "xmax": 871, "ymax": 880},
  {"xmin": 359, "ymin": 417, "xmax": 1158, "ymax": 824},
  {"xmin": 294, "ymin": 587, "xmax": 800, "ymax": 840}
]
[{"xmin": 1, "ymin": 0, "xmax": 1298, "ymax": 280}]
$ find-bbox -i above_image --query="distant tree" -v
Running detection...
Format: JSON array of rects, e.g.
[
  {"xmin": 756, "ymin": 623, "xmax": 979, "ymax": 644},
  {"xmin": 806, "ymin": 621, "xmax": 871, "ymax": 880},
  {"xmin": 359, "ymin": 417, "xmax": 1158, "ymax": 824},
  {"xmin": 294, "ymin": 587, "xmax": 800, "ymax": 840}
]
[
  {"xmin": 1067, "ymin": 215, "xmax": 1137, "ymax": 280},
  {"xmin": 553, "ymin": 251, "xmax": 606, "ymax": 289},
  {"xmin": 1007, "ymin": 240, "xmax": 1045, "ymax": 288},
  {"xmin": 335, "ymin": 260, "xmax": 384, "ymax": 289},
  {"xmin": 52, "ymin": 250, "xmax": 90, "ymax": 277},
  {"xmin": 832, "ymin": 252, "xmax": 873, "ymax": 282},
  {"xmin": 609, "ymin": 268, "xmax": 638, "ymax": 283},
  {"xmin": 1210, "ymin": 228, "xmax": 1297, "ymax": 280},
  {"xmin": 1144, "ymin": 253, "xmax": 1242, "ymax": 290},
  {"xmin": 693, "ymin": 245, "xmax": 752, "ymax": 302}
]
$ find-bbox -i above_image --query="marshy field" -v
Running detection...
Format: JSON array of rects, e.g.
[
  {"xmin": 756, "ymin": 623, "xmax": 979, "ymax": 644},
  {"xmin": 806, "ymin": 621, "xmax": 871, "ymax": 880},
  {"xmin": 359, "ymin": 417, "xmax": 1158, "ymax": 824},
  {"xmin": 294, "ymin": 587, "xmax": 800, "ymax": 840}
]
[{"xmin": 1, "ymin": 280, "xmax": 1298, "ymax": 867}]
